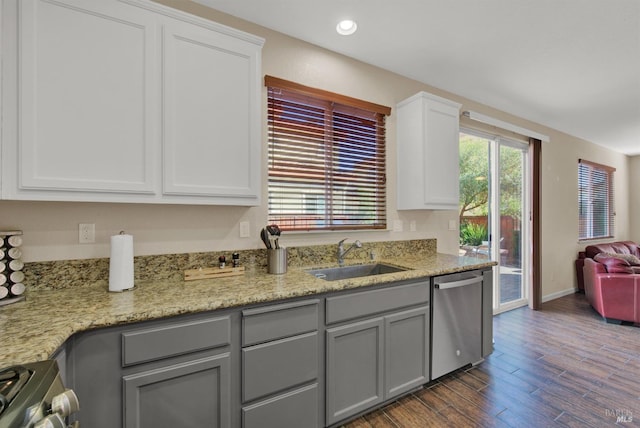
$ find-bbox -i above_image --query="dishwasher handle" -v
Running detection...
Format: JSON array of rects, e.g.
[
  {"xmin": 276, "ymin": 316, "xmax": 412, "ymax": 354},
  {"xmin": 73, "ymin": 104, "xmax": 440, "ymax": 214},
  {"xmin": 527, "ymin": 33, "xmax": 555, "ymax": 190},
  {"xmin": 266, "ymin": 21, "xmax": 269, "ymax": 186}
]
[{"xmin": 434, "ymin": 275, "xmax": 482, "ymax": 290}]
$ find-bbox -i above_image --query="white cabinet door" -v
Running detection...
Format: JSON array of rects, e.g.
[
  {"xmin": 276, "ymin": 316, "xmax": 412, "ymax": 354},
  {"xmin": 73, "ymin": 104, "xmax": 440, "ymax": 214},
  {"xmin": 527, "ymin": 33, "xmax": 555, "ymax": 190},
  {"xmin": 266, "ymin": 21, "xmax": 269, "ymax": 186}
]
[
  {"xmin": 162, "ymin": 19, "xmax": 261, "ymax": 205},
  {"xmin": 13, "ymin": 0, "xmax": 158, "ymax": 198},
  {"xmin": 397, "ymin": 92, "xmax": 462, "ymax": 210}
]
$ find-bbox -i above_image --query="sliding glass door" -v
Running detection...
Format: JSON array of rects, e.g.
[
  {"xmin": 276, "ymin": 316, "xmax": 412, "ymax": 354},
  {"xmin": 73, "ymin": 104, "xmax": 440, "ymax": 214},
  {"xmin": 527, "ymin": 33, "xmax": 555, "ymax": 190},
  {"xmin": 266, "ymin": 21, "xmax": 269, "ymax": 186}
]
[
  {"xmin": 495, "ymin": 141, "xmax": 528, "ymax": 311},
  {"xmin": 459, "ymin": 131, "xmax": 529, "ymax": 313}
]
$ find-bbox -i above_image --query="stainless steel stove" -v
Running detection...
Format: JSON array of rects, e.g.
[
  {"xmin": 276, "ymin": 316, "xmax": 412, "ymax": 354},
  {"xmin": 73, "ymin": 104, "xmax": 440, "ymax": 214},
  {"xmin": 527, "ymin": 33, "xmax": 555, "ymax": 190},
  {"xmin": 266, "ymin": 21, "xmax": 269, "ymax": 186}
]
[{"xmin": 0, "ymin": 360, "xmax": 79, "ymax": 428}]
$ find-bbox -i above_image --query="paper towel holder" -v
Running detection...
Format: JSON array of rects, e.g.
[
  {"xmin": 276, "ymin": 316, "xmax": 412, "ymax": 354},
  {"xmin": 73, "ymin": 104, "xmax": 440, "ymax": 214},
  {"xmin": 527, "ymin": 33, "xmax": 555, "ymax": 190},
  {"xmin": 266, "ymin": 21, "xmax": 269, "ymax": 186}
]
[
  {"xmin": 109, "ymin": 285, "xmax": 136, "ymax": 293},
  {"xmin": 109, "ymin": 230, "xmax": 136, "ymax": 293}
]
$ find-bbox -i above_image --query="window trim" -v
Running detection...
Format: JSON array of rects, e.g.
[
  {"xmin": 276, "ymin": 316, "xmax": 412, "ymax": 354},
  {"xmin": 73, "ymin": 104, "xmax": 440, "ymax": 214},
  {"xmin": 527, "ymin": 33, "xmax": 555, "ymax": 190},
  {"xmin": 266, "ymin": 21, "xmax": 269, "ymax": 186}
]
[
  {"xmin": 264, "ymin": 76, "xmax": 391, "ymax": 116},
  {"xmin": 266, "ymin": 76, "xmax": 390, "ymax": 232},
  {"xmin": 578, "ymin": 158, "xmax": 615, "ymax": 241}
]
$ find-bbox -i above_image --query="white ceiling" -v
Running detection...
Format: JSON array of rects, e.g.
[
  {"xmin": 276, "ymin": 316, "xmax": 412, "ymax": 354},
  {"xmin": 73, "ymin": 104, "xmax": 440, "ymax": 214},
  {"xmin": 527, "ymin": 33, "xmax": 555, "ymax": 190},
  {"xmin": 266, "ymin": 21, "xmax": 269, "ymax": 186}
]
[{"xmin": 193, "ymin": 0, "xmax": 640, "ymax": 155}]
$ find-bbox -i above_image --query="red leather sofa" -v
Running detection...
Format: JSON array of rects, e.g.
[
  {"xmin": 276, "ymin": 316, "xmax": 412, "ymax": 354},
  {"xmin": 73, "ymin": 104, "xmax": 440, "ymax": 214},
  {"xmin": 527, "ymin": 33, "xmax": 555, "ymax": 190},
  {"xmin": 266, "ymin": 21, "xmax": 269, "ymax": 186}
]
[
  {"xmin": 575, "ymin": 241, "xmax": 640, "ymax": 291},
  {"xmin": 578, "ymin": 241, "xmax": 640, "ymax": 323}
]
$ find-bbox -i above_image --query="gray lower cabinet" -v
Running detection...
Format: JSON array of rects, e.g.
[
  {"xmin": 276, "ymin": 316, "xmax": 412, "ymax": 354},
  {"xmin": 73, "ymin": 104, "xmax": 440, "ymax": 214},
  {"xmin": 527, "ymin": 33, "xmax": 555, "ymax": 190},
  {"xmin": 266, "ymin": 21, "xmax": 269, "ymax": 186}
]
[
  {"xmin": 326, "ymin": 317, "xmax": 385, "ymax": 426},
  {"xmin": 123, "ymin": 354, "xmax": 230, "ymax": 428},
  {"xmin": 385, "ymin": 306, "xmax": 430, "ymax": 397},
  {"xmin": 121, "ymin": 316, "xmax": 233, "ymax": 428},
  {"xmin": 241, "ymin": 299, "xmax": 320, "ymax": 428},
  {"xmin": 325, "ymin": 281, "xmax": 431, "ymax": 426},
  {"xmin": 67, "ymin": 312, "xmax": 236, "ymax": 428},
  {"xmin": 63, "ymin": 276, "xmax": 480, "ymax": 428},
  {"xmin": 67, "ymin": 326, "xmax": 127, "ymax": 426}
]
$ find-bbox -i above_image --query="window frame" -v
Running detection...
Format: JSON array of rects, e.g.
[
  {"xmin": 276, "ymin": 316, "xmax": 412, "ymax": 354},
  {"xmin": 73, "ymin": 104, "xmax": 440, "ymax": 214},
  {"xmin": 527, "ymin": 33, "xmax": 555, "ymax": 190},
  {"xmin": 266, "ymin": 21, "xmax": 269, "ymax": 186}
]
[
  {"xmin": 265, "ymin": 76, "xmax": 390, "ymax": 232},
  {"xmin": 578, "ymin": 159, "xmax": 615, "ymax": 241}
]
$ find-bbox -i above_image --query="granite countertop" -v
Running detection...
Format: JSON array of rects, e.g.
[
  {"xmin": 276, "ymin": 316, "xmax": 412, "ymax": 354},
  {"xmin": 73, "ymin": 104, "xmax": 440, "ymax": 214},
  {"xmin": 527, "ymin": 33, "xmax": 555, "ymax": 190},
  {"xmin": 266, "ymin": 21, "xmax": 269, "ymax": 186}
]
[{"xmin": 0, "ymin": 252, "xmax": 495, "ymax": 367}]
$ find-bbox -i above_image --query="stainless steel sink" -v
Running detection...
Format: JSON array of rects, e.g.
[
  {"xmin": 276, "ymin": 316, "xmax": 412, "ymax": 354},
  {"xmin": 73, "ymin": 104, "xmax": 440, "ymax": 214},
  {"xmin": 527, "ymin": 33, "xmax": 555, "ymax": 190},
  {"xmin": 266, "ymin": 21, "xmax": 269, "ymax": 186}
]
[{"xmin": 307, "ymin": 263, "xmax": 408, "ymax": 281}]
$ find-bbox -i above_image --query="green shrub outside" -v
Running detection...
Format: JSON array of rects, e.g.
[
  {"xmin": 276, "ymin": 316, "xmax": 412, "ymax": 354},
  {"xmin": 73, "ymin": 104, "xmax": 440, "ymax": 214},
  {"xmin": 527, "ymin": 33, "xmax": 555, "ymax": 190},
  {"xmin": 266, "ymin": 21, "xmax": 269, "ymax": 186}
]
[{"xmin": 460, "ymin": 222, "xmax": 488, "ymax": 246}]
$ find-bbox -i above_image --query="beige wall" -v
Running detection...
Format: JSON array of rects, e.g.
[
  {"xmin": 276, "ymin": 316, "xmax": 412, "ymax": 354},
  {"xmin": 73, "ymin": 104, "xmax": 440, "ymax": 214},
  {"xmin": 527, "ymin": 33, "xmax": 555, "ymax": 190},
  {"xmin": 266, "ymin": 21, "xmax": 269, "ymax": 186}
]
[
  {"xmin": 631, "ymin": 156, "xmax": 640, "ymax": 242},
  {"xmin": 541, "ymin": 137, "xmax": 629, "ymax": 299},
  {"xmin": 1, "ymin": 0, "xmax": 632, "ymax": 300}
]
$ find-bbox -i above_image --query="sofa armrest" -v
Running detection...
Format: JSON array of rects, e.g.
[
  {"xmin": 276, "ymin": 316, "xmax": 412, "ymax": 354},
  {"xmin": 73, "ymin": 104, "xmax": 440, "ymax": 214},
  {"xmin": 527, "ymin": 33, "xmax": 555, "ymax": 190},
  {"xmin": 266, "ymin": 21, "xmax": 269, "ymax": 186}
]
[
  {"xmin": 596, "ymin": 273, "xmax": 639, "ymax": 286},
  {"xmin": 584, "ymin": 258, "xmax": 608, "ymax": 300}
]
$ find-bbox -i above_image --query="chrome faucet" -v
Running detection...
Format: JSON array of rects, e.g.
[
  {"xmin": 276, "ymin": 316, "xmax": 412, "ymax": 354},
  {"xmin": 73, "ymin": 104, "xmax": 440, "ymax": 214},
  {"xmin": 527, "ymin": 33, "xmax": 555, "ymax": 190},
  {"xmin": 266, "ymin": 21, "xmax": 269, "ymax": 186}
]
[{"xmin": 337, "ymin": 238, "xmax": 362, "ymax": 266}]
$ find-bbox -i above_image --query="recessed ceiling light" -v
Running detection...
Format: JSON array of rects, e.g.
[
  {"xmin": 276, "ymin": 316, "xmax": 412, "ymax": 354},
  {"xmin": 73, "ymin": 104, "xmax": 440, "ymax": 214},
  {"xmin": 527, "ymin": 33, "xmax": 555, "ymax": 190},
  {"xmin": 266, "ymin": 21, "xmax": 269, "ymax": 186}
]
[{"xmin": 336, "ymin": 19, "xmax": 357, "ymax": 36}]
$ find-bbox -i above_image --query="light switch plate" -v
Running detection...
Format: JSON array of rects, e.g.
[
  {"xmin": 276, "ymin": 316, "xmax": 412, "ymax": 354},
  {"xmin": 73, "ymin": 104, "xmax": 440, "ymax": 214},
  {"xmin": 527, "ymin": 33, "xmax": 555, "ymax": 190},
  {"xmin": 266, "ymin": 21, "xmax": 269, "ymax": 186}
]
[
  {"xmin": 448, "ymin": 219, "xmax": 457, "ymax": 231},
  {"xmin": 409, "ymin": 220, "xmax": 417, "ymax": 232},
  {"xmin": 393, "ymin": 220, "xmax": 403, "ymax": 232}
]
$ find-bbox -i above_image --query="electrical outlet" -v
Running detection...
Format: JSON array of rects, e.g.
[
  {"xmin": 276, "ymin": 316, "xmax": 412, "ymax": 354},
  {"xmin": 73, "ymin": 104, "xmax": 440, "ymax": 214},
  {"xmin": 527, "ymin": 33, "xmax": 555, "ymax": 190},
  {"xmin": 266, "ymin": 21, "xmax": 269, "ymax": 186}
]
[
  {"xmin": 393, "ymin": 220, "xmax": 403, "ymax": 232},
  {"xmin": 448, "ymin": 219, "xmax": 457, "ymax": 231},
  {"xmin": 409, "ymin": 220, "xmax": 417, "ymax": 232},
  {"xmin": 239, "ymin": 221, "xmax": 250, "ymax": 238},
  {"xmin": 79, "ymin": 223, "xmax": 95, "ymax": 244}
]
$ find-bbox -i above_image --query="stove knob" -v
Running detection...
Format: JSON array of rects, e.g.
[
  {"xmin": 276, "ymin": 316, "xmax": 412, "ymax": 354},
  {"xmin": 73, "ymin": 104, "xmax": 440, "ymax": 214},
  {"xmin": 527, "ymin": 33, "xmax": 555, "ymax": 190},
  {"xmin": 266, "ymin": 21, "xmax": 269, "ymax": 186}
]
[
  {"xmin": 33, "ymin": 413, "xmax": 65, "ymax": 428},
  {"xmin": 51, "ymin": 389, "xmax": 80, "ymax": 417}
]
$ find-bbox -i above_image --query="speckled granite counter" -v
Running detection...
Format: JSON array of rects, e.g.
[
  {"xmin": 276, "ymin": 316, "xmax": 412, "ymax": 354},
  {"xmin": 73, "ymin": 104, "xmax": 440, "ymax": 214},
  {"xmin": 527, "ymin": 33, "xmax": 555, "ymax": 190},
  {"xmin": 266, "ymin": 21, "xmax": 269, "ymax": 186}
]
[{"xmin": 0, "ymin": 246, "xmax": 495, "ymax": 367}]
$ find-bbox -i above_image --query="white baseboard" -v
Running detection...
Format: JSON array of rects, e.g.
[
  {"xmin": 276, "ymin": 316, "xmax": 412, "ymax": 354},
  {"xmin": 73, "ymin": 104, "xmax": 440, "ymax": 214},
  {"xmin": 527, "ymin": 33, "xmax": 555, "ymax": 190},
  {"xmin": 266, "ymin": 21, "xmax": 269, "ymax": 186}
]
[{"xmin": 542, "ymin": 287, "xmax": 578, "ymax": 303}]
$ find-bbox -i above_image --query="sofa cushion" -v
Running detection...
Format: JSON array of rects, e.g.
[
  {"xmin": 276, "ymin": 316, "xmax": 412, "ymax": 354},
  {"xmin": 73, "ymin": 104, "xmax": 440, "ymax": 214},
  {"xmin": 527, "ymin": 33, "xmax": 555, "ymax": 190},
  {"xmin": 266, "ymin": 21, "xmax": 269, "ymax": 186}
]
[
  {"xmin": 621, "ymin": 241, "xmax": 640, "ymax": 257},
  {"xmin": 594, "ymin": 253, "xmax": 634, "ymax": 274},
  {"xmin": 603, "ymin": 252, "xmax": 640, "ymax": 266},
  {"xmin": 586, "ymin": 242, "xmax": 632, "ymax": 259}
]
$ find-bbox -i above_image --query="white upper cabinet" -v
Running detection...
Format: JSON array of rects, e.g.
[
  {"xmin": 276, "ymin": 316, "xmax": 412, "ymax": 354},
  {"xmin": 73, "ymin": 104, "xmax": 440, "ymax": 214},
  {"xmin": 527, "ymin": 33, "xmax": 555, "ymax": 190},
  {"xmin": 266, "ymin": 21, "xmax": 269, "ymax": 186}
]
[
  {"xmin": 15, "ymin": 0, "xmax": 158, "ymax": 197},
  {"xmin": 396, "ymin": 92, "xmax": 462, "ymax": 210},
  {"xmin": 0, "ymin": 0, "xmax": 264, "ymax": 205},
  {"xmin": 162, "ymin": 19, "xmax": 261, "ymax": 203}
]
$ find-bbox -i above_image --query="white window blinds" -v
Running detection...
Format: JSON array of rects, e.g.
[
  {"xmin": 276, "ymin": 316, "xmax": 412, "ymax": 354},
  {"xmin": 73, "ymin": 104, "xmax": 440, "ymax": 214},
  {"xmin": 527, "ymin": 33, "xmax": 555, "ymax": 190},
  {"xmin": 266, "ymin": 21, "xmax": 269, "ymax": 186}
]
[{"xmin": 578, "ymin": 159, "xmax": 615, "ymax": 240}]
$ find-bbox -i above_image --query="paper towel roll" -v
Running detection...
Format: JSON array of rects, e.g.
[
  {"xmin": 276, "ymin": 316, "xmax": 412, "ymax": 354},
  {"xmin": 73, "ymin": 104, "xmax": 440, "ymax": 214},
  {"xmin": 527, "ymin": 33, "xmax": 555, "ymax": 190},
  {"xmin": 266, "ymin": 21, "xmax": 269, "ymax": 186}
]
[{"xmin": 109, "ymin": 233, "xmax": 135, "ymax": 292}]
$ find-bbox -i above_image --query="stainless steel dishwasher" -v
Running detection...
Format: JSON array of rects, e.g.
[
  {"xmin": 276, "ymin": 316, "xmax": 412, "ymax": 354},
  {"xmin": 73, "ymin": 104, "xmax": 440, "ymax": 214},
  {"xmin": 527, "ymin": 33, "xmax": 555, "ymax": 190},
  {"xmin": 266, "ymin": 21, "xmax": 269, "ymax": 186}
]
[{"xmin": 431, "ymin": 270, "xmax": 484, "ymax": 379}]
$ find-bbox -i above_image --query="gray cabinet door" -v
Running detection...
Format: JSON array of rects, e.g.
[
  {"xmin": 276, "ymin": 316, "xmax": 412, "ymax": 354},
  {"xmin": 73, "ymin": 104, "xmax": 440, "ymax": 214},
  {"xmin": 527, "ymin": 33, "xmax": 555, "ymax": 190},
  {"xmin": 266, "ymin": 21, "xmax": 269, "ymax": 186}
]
[
  {"xmin": 123, "ymin": 354, "xmax": 230, "ymax": 428},
  {"xmin": 325, "ymin": 317, "xmax": 384, "ymax": 426},
  {"xmin": 385, "ymin": 305, "xmax": 430, "ymax": 398}
]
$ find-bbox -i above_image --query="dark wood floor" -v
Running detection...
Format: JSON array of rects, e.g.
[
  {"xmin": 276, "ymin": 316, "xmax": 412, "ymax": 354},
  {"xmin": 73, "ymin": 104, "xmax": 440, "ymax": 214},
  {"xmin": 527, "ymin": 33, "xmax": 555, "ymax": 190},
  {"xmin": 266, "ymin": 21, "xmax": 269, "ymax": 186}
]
[{"xmin": 342, "ymin": 293, "xmax": 640, "ymax": 427}]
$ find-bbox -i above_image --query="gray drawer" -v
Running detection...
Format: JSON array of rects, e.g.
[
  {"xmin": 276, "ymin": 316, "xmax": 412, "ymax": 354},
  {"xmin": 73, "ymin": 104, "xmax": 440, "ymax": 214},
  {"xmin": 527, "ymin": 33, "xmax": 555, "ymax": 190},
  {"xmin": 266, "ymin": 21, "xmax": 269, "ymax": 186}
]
[
  {"xmin": 325, "ymin": 281, "xmax": 429, "ymax": 324},
  {"xmin": 242, "ymin": 299, "xmax": 319, "ymax": 346},
  {"xmin": 242, "ymin": 383, "xmax": 319, "ymax": 428},
  {"xmin": 242, "ymin": 332, "xmax": 318, "ymax": 403},
  {"xmin": 122, "ymin": 316, "xmax": 230, "ymax": 367}
]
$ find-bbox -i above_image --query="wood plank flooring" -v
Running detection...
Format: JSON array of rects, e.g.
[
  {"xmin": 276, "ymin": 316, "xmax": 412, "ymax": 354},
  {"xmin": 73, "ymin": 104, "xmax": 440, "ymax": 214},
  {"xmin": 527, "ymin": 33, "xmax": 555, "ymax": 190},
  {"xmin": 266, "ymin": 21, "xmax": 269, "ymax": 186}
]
[{"xmin": 341, "ymin": 293, "xmax": 640, "ymax": 427}]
